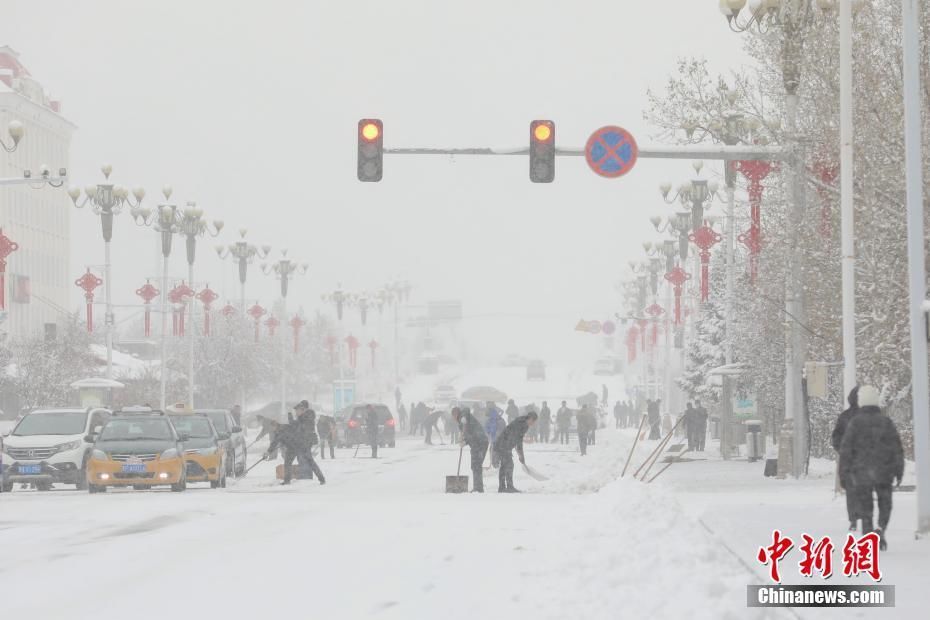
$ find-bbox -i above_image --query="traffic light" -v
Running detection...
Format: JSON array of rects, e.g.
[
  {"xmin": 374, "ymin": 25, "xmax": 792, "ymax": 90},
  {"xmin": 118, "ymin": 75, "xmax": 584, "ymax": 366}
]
[
  {"xmin": 529, "ymin": 120, "xmax": 555, "ymax": 183},
  {"xmin": 357, "ymin": 119, "xmax": 383, "ymax": 182}
]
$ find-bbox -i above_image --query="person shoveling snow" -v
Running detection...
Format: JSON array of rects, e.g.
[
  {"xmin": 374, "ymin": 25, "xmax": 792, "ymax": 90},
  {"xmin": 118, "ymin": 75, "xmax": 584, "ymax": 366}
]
[{"xmin": 492, "ymin": 411, "xmax": 537, "ymax": 493}]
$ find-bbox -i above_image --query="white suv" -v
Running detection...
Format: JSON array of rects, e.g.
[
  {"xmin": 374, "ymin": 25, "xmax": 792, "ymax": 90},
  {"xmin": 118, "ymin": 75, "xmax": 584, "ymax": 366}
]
[{"xmin": 1, "ymin": 408, "xmax": 110, "ymax": 491}]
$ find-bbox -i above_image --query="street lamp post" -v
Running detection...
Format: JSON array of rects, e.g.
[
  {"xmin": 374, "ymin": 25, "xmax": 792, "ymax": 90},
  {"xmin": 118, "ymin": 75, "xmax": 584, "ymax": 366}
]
[
  {"xmin": 177, "ymin": 202, "xmax": 223, "ymax": 408},
  {"xmin": 216, "ymin": 230, "xmax": 270, "ymax": 415},
  {"xmin": 262, "ymin": 251, "xmax": 307, "ymax": 418},
  {"xmin": 130, "ymin": 187, "xmax": 181, "ymax": 410},
  {"xmin": 68, "ymin": 165, "xmax": 145, "ymax": 381}
]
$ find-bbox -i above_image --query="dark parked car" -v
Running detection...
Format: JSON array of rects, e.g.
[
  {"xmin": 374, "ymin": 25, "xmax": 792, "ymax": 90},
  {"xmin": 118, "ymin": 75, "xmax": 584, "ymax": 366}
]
[{"xmin": 337, "ymin": 404, "xmax": 395, "ymax": 448}]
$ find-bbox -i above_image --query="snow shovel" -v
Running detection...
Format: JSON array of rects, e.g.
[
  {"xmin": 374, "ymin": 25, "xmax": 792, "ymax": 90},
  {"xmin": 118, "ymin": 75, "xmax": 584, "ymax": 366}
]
[
  {"xmin": 244, "ymin": 455, "xmax": 267, "ymax": 475},
  {"xmin": 521, "ymin": 462, "xmax": 549, "ymax": 482},
  {"xmin": 445, "ymin": 445, "xmax": 468, "ymax": 493}
]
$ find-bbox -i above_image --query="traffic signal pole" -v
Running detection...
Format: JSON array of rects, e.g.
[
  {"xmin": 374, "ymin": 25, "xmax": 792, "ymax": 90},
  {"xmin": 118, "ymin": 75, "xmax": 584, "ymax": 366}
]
[{"xmin": 383, "ymin": 144, "xmax": 786, "ymax": 162}]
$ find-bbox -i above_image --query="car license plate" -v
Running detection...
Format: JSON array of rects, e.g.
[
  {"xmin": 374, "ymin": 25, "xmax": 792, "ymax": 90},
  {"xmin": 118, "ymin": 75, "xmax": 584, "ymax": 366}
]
[
  {"xmin": 19, "ymin": 465, "xmax": 41, "ymax": 474},
  {"xmin": 122, "ymin": 464, "xmax": 146, "ymax": 473}
]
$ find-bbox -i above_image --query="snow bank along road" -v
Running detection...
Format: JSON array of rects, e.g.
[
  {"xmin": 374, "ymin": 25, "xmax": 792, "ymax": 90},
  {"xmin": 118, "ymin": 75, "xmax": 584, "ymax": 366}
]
[{"xmin": 3, "ymin": 429, "xmax": 781, "ymax": 620}]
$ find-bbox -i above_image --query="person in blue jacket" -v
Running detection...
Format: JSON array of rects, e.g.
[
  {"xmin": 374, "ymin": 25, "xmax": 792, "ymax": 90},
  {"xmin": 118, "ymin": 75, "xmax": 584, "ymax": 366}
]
[{"xmin": 485, "ymin": 402, "xmax": 503, "ymax": 468}]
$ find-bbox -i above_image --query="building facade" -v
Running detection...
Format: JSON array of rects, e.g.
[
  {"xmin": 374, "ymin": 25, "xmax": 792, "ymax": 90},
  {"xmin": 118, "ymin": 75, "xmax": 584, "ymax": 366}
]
[{"xmin": 0, "ymin": 46, "xmax": 75, "ymax": 341}]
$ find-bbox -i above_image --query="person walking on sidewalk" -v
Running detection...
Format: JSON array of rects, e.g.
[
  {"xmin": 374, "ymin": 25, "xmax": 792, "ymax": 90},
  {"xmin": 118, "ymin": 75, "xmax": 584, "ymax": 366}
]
[
  {"xmin": 839, "ymin": 385, "xmax": 904, "ymax": 550},
  {"xmin": 539, "ymin": 401, "xmax": 552, "ymax": 444},
  {"xmin": 556, "ymin": 401, "xmax": 571, "ymax": 445},
  {"xmin": 693, "ymin": 400, "xmax": 708, "ymax": 451},
  {"xmin": 576, "ymin": 405, "xmax": 596, "ymax": 456},
  {"xmin": 493, "ymin": 412, "xmax": 537, "ymax": 493},
  {"xmin": 317, "ymin": 414, "xmax": 336, "ymax": 459},
  {"xmin": 647, "ymin": 400, "xmax": 661, "ymax": 440},
  {"xmin": 505, "ymin": 399, "xmax": 519, "ymax": 424},
  {"xmin": 366, "ymin": 405, "xmax": 380, "ymax": 459},
  {"xmin": 831, "ymin": 386, "xmax": 860, "ymax": 530},
  {"xmin": 454, "ymin": 407, "xmax": 488, "ymax": 493},
  {"xmin": 683, "ymin": 402, "xmax": 697, "ymax": 451}
]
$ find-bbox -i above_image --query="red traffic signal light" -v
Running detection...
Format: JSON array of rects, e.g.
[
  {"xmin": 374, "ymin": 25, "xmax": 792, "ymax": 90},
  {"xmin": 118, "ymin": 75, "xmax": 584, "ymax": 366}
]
[
  {"xmin": 530, "ymin": 120, "xmax": 555, "ymax": 183},
  {"xmin": 358, "ymin": 119, "xmax": 383, "ymax": 182}
]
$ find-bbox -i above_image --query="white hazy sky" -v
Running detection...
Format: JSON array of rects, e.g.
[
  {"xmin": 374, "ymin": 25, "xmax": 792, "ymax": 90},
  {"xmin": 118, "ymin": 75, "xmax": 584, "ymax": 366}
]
[{"xmin": 1, "ymin": 0, "xmax": 746, "ymax": 364}]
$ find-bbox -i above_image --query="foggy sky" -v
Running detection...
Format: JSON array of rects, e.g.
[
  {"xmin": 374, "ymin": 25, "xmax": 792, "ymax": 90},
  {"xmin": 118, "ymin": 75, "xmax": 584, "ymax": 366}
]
[{"xmin": 0, "ymin": 0, "xmax": 744, "ymax": 363}]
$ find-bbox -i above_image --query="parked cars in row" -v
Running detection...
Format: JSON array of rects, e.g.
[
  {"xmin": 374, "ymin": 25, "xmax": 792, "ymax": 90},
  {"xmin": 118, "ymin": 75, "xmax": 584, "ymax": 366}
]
[{"xmin": 1, "ymin": 405, "xmax": 245, "ymax": 493}]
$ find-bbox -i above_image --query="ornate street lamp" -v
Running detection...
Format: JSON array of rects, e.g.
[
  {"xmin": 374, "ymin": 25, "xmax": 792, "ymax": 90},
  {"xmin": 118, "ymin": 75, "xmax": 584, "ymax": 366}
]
[
  {"xmin": 262, "ymin": 250, "xmax": 308, "ymax": 416},
  {"xmin": 216, "ymin": 230, "xmax": 271, "ymax": 316},
  {"xmin": 68, "ymin": 165, "xmax": 145, "ymax": 380},
  {"xmin": 660, "ymin": 161, "xmax": 724, "ymax": 232}
]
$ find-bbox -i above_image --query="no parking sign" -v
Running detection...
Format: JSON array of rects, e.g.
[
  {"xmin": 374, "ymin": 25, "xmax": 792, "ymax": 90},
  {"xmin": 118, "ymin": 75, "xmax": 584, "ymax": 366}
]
[{"xmin": 585, "ymin": 126, "xmax": 638, "ymax": 179}]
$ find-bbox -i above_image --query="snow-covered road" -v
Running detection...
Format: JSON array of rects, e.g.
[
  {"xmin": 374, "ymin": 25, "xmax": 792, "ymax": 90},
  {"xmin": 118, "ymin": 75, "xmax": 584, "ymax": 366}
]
[{"xmin": 1, "ymin": 428, "xmax": 767, "ymax": 620}]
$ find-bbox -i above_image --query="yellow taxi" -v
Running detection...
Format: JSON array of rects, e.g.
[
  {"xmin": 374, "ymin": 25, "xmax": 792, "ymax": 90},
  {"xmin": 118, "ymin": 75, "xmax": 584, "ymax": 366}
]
[
  {"xmin": 86, "ymin": 409, "xmax": 187, "ymax": 493},
  {"xmin": 168, "ymin": 412, "xmax": 227, "ymax": 488}
]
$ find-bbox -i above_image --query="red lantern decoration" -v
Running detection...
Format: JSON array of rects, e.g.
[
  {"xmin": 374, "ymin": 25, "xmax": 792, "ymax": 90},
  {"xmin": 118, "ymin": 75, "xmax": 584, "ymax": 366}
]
[
  {"xmin": 663, "ymin": 266, "xmax": 692, "ymax": 325},
  {"xmin": 196, "ymin": 287, "xmax": 219, "ymax": 336},
  {"xmin": 265, "ymin": 315, "xmax": 280, "ymax": 337},
  {"xmin": 247, "ymin": 303, "xmax": 266, "ymax": 342},
  {"xmin": 345, "ymin": 334, "xmax": 359, "ymax": 369},
  {"xmin": 813, "ymin": 157, "xmax": 839, "ymax": 239},
  {"xmin": 169, "ymin": 282, "xmax": 195, "ymax": 337},
  {"xmin": 636, "ymin": 318, "xmax": 648, "ymax": 351},
  {"xmin": 689, "ymin": 222, "xmax": 722, "ymax": 302},
  {"xmin": 135, "ymin": 280, "xmax": 159, "ymax": 337},
  {"xmin": 0, "ymin": 228, "xmax": 20, "ymax": 311},
  {"xmin": 75, "ymin": 269, "xmax": 103, "ymax": 333},
  {"xmin": 221, "ymin": 303, "xmax": 236, "ymax": 319},
  {"xmin": 290, "ymin": 315, "xmax": 306, "ymax": 353},
  {"xmin": 735, "ymin": 159, "xmax": 774, "ymax": 283},
  {"xmin": 625, "ymin": 326, "xmax": 638, "ymax": 363},
  {"xmin": 369, "ymin": 339, "xmax": 379, "ymax": 368}
]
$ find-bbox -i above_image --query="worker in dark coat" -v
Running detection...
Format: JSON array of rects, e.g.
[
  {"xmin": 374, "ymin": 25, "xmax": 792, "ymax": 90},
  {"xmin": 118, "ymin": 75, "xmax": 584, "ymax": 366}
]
[
  {"xmin": 317, "ymin": 414, "xmax": 336, "ymax": 459},
  {"xmin": 831, "ymin": 386, "xmax": 860, "ymax": 529},
  {"xmin": 647, "ymin": 400, "xmax": 661, "ymax": 440},
  {"xmin": 266, "ymin": 419, "xmax": 325, "ymax": 485},
  {"xmin": 493, "ymin": 412, "xmax": 538, "ymax": 493},
  {"xmin": 576, "ymin": 405, "xmax": 596, "ymax": 456},
  {"xmin": 423, "ymin": 409, "xmax": 443, "ymax": 445},
  {"xmin": 693, "ymin": 400, "xmax": 708, "ymax": 451},
  {"xmin": 839, "ymin": 385, "xmax": 904, "ymax": 549},
  {"xmin": 454, "ymin": 407, "xmax": 489, "ymax": 493},
  {"xmin": 366, "ymin": 405, "xmax": 380, "ymax": 458},
  {"xmin": 683, "ymin": 402, "xmax": 697, "ymax": 451},
  {"xmin": 539, "ymin": 401, "xmax": 552, "ymax": 443}
]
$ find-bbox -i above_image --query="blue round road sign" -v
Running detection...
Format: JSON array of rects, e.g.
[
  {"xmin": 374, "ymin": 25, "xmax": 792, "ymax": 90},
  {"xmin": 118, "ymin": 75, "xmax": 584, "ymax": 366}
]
[{"xmin": 585, "ymin": 126, "xmax": 638, "ymax": 178}]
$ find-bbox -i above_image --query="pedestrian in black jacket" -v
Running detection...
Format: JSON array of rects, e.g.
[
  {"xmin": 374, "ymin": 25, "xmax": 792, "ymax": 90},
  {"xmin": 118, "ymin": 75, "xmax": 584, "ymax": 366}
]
[
  {"xmin": 505, "ymin": 400, "xmax": 519, "ymax": 424},
  {"xmin": 454, "ymin": 407, "xmax": 489, "ymax": 492},
  {"xmin": 266, "ymin": 419, "xmax": 325, "ymax": 485},
  {"xmin": 831, "ymin": 386, "xmax": 860, "ymax": 529},
  {"xmin": 493, "ymin": 412, "xmax": 537, "ymax": 493},
  {"xmin": 317, "ymin": 415, "xmax": 335, "ymax": 459},
  {"xmin": 539, "ymin": 402, "xmax": 552, "ymax": 443},
  {"xmin": 293, "ymin": 402, "xmax": 319, "ymax": 479},
  {"xmin": 366, "ymin": 405, "xmax": 380, "ymax": 458},
  {"xmin": 839, "ymin": 386, "xmax": 904, "ymax": 549},
  {"xmin": 693, "ymin": 400, "xmax": 708, "ymax": 451}
]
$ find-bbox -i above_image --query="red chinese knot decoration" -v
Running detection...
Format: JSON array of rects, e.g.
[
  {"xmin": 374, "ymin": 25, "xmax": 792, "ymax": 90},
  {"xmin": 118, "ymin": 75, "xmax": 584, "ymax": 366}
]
[
  {"xmin": 169, "ymin": 282, "xmax": 195, "ymax": 337},
  {"xmin": 265, "ymin": 315, "xmax": 280, "ymax": 337},
  {"xmin": 689, "ymin": 222, "xmax": 722, "ymax": 302},
  {"xmin": 196, "ymin": 287, "xmax": 219, "ymax": 336},
  {"xmin": 221, "ymin": 303, "xmax": 236, "ymax": 319},
  {"xmin": 735, "ymin": 159, "xmax": 774, "ymax": 283},
  {"xmin": 0, "ymin": 228, "xmax": 20, "ymax": 311},
  {"xmin": 369, "ymin": 339, "xmax": 379, "ymax": 369},
  {"xmin": 75, "ymin": 269, "xmax": 103, "ymax": 333},
  {"xmin": 663, "ymin": 266, "xmax": 691, "ymax": 325},
  {"xmin": 345, "ymin": 334, "xmax": 359, "ymax": 369},
  {"xmin": 290, "ymin": 315, "xmax": 306, "ymax": 353},
  {"xmin": 813, "ymin": 157, "xmax": 839, "ymax": 240},
  {"xmin": 135, "ymin": 280, "xmax": 160, "ymax": 337},
  {"xmin": 247, "ymin": 303, "xmax": 266, "ymax": 342},
  {"xmin": 326, "ymin": 335, "xmax": 338, "ymax": 366}
]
